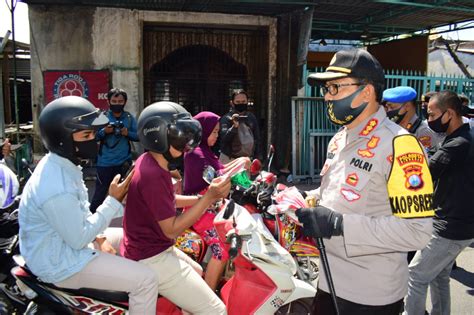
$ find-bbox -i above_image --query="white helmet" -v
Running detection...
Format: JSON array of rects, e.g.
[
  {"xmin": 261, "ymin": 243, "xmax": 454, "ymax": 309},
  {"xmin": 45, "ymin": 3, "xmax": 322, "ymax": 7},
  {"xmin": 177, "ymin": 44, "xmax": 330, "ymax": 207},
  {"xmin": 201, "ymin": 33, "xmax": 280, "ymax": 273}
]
[{"xmin": 0, "ymin": 164, "xmax": 19, "ymax": 209}]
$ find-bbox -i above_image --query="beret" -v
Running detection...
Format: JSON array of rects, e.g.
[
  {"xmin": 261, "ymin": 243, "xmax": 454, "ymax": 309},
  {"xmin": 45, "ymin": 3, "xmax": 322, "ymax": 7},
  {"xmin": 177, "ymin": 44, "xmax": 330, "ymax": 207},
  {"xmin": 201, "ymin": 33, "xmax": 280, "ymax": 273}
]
[{"xmin": 383, "ymin": 86, "xmax": 417, "ymax": 103}]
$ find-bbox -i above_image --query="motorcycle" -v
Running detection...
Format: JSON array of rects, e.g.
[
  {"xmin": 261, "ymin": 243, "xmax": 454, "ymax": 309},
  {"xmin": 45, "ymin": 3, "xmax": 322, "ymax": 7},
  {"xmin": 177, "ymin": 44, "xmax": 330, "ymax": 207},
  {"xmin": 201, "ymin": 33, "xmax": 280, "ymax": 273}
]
[
  {"xmin": 8, "ymin": 199, "xmax": 315, "ymax": 314},
  {"xmin": 215, "ymin": 199, "xmax": 315, "ymax": 314},
  {"xmin": 0, "ymin": 159, "xmax": 32, "ymax": 314},
  {"xmin": 174, "ymin": 157, "xmax": 252, "ymax": 268},
  {"xmin": 0, "ymin": 208, "xmax": 26, "ymax": 315},
  {"xmin": 205, "ymin": 147, "xmax": 320, "ymax": 287}
]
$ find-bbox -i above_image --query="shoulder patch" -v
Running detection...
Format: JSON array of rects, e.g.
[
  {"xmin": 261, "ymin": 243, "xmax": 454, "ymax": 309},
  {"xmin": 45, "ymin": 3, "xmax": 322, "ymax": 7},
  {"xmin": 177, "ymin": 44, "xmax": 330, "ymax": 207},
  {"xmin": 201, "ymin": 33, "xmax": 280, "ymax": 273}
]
[
  {"xmin": 359, "ymin": 118, "xmax": 379, "ymax": 136},
  {"xmin": 387, "ymin": 134, "xmax": 434, "ymax": 219}
]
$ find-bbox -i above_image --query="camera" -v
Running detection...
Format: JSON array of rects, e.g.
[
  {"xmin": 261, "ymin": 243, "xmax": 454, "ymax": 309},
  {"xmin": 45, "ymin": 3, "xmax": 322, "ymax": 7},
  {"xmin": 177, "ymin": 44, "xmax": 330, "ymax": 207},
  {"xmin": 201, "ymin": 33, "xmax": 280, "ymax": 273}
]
[
  {"xmin": 231, "ymin": 114, "xmax": 248, "ymax": 122},
  {"xmin": 109, "ymin": 121, "xmax": 124, "ymax": 137}
]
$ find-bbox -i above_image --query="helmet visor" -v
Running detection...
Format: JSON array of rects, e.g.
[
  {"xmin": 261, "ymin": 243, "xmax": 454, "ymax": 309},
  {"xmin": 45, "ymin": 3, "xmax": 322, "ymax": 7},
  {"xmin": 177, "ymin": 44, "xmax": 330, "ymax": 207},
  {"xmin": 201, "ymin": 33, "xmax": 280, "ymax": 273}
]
[
  {"xmin": 65, "ymin": 109, "xmax": 109, "ymax": 131},
  {"xmin": 172, "ymin": 118, "xmax": 202, "ymax": 152}
]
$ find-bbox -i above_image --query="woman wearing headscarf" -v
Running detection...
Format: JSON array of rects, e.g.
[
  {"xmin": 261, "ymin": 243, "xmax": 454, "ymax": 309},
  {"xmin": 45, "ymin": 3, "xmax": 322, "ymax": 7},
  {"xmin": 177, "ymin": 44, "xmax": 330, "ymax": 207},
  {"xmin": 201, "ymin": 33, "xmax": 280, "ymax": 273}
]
[{"xmin": 184, "ymin": 111, "xmax": 249, "ymax": 290}]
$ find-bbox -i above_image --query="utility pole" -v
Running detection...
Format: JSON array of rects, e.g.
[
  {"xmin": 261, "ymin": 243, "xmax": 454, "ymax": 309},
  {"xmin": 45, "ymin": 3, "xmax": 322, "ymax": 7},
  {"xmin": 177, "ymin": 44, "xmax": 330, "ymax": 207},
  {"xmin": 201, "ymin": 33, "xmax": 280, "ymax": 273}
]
[
  {"xmin": 0, "ymin": 32, "xmax": 11, "ymax": 140},
  {"xmin": 8, "ymin": 0, "xmax": 20, "ymax": 141}
]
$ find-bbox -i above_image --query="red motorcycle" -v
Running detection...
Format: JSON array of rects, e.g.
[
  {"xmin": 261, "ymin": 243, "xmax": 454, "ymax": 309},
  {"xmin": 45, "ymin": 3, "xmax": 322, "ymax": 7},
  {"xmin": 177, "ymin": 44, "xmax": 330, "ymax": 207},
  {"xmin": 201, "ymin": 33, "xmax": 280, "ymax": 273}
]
[
  {"xmin": 9, "ymin": 199, "xmax": 315, "ymax": 314},
  {"xmin": 225, "ymin": 146, "xmax": 320, "ymax": 287}
]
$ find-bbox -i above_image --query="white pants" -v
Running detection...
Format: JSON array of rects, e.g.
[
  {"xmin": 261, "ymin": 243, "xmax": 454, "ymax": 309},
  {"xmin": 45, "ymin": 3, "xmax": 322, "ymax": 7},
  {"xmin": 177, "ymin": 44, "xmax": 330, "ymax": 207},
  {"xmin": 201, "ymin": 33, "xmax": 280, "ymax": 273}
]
[
  {"xmin": 55, "ymin": 228, "xmax": 159, "ymax": 315},
  {"xmin": 140, "ymin": 246, "xmax": 226, "ymax": 315}
]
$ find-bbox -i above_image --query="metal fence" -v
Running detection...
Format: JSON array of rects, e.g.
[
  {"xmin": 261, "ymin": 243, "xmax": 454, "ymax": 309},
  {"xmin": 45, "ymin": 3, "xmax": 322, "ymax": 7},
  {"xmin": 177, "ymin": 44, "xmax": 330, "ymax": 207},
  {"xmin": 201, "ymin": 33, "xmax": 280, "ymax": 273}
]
[{"xmin": 291, "ymin": 69, "xmax": 474, "ymax": 182}]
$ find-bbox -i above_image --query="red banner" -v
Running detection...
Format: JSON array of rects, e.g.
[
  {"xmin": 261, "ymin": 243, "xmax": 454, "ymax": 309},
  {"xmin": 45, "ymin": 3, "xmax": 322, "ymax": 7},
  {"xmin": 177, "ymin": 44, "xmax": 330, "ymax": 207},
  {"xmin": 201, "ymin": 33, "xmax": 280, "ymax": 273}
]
[{"xmin": 43, "ymin": 70, "xmax": 110, "ymax": 110}]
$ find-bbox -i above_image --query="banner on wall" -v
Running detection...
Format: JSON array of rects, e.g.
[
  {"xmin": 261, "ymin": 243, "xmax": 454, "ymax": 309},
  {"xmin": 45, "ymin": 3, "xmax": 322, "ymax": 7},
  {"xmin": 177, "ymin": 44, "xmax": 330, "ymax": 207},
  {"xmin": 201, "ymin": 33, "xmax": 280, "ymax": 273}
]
[{"xmin": 43, "ymin": 70, "xmax": 110, "ymax": 110}]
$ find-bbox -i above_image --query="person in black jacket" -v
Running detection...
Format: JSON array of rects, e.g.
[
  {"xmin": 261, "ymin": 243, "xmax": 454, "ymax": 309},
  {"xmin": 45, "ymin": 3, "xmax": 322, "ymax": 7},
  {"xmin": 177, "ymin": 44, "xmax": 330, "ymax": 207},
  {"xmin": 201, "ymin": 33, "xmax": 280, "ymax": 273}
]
[
  {"xmin": 219, "ymin": 90, "xmax": 261, "ymax": 163},
  {"xmin": 404, "ymin": 90, "xmax": 474, "ymax": 315}
]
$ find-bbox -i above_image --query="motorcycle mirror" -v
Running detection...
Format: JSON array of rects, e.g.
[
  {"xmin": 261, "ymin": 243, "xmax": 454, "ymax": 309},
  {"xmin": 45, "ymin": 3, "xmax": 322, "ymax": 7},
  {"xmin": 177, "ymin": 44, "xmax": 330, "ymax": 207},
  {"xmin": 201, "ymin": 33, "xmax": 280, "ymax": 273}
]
[
  {"xmin": 223, "ymin": 199, "xmax": 235, "ymax": 220},
  {"xmin": 267, "ymin": 145, "xmax": 275, "ymax": 172},
  {"xmin": 250, "ymin": 159, "xmax": 262, "ymax": 176},
  {"xmin": 21, "ymin": 158, "xmax": 33, "ymax": 175},
  {"xmin": 202, "ymin": 165, "xmax": 217, "ymax": 184}
]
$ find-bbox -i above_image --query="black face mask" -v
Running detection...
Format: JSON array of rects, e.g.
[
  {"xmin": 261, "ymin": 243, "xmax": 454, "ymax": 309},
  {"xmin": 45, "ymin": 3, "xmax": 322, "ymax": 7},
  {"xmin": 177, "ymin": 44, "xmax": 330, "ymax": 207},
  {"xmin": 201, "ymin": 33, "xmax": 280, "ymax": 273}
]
[
  {"xmin": 74, "ymin": 139, "xmax": 99, "ymax": 160},
  {"xmin": 234, "ymin": 103, "xmax": 248, "ymax": 113},
  {"xmin": 326, "ymin": 86, "xmax": 367, "ymax": 126},
  {"xmin": 110, "ymin": 105, "xmax": 124, "ymax": 114},
  {"xmin": 386, "ymin": 108, "xmax": 407, "ymax": 124},
  {"xmin": 163, "ymin": 150, "xmax": 183, "ymax": 171},
  {"xmin": 428, "ymin": 111, "xmax": 450, "ymax": 133}
]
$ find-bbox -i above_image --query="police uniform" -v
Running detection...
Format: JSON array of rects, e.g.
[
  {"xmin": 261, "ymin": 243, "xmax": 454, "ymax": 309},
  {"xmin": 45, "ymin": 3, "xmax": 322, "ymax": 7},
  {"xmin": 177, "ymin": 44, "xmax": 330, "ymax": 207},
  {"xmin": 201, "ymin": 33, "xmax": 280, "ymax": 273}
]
[
  {"xmin": 308, "ymin": 106, "xmax": 434, "ymax": 306},
  {"xmin": 383, "ymin": 86, "xmax": 444, "ymax": 152}
]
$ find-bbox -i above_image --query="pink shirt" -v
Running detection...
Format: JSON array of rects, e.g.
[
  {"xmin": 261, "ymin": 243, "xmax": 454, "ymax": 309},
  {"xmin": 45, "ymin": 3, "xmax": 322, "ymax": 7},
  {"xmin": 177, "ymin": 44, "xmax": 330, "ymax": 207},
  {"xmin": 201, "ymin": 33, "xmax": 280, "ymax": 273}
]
[{"xmin": 121, "ymin": 152, "xmax": 176, "ymax": 261}]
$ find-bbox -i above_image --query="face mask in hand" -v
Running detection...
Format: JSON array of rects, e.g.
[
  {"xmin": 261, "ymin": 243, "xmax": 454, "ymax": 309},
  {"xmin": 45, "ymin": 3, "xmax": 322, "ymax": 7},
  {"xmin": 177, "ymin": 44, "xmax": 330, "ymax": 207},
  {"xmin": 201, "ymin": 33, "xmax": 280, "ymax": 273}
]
[
  {"xmin": 428, "ymin": 111, "xmax": 450, "ymax": 133},
  {"xmin": 74, "ymin": 139, "xmax": 99, "ymax": 160},
  {"xmin": 326, "ymin": 86, "xmax": 367, "ymax": 126}
]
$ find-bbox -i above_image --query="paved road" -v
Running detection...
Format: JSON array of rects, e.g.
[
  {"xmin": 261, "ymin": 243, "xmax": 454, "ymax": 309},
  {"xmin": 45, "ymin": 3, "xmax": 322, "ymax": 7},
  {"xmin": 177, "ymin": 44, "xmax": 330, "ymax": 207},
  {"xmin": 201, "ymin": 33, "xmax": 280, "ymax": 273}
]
[{"xmin": 445, "ymin": 242, "xmax": 474, "ymax": 315}]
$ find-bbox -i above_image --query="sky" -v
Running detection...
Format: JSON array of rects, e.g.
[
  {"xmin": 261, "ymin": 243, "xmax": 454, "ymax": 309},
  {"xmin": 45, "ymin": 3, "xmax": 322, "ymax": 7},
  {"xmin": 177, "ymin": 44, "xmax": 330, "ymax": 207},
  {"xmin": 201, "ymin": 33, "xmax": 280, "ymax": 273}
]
[{"xmin": 0, "ymin": 1, "xmax": 473, "ymax": 45}]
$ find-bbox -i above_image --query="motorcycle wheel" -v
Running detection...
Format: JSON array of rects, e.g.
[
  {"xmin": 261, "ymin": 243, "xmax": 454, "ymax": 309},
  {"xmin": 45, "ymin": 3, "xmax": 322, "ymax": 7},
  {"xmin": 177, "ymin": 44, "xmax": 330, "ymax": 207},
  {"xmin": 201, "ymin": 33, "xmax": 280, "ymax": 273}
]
[{"xmin": 275, "ymin": 297, "xmax": 313, "ymax": 314}]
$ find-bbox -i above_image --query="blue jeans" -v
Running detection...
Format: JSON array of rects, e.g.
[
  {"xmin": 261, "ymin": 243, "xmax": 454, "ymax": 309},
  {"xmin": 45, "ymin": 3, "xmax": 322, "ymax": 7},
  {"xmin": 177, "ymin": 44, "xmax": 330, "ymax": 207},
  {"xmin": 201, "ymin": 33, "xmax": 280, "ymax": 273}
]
[{"xmin": 404, "ymin": 233, "xmax": 473, "ymax": 315}]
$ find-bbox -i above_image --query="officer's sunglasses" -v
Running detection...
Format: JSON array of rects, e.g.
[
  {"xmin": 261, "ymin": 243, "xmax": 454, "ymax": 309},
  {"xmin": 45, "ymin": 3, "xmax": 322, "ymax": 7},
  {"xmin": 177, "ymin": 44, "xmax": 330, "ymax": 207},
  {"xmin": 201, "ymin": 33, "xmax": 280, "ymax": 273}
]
[{"xmin": 321, "ymin": 82, "xmax": 365, "ymax": 96}]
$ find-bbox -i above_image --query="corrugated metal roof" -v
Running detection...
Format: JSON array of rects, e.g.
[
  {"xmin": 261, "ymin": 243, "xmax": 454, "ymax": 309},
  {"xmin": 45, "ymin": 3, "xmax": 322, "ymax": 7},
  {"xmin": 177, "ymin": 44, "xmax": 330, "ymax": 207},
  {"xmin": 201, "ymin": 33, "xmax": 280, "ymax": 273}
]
[
  {"xmin": 5, "ymin": 59, "xmax": 31, "ymax": 80},
  {"xmin": 23, "ymin": 0, "xmax": 474, "ymax": 41},
  {"xmin": 23, "ymin": 0, "xmax": 313, "ymax": 16},
  {"xmin": 0, "ymin": 59, "xmax": 30, "ymax": 80},
  {"xmin": 311, "ymin": 0, "xmax": 474, "ymax": 40}
]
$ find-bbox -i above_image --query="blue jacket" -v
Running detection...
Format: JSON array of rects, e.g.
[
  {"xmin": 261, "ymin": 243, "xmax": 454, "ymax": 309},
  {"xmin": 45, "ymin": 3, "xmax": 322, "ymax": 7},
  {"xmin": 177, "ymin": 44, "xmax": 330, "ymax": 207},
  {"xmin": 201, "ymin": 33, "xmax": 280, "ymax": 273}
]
[
  {"xmin": 19, "ymin": 153, "xmax": 123, "ymax": 283},
  {"xmin": 96, "ymin": 110, "xmax": 138, "ymax": 167}
]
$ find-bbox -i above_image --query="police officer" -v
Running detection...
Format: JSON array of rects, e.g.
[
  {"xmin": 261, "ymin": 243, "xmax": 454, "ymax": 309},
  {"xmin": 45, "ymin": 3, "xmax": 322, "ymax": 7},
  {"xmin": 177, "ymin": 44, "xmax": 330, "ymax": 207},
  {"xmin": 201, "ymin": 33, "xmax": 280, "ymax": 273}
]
[
  {"xmin": 298, "ymin": 49, "xmax": 434, "ymax": 315},
  {"xmin": 421, "ymin": 91, "xmax": 437, "ymax": 120},
  {"xmin": 383, "ymin": 86, "xmax": 443, "ymax": 153}
]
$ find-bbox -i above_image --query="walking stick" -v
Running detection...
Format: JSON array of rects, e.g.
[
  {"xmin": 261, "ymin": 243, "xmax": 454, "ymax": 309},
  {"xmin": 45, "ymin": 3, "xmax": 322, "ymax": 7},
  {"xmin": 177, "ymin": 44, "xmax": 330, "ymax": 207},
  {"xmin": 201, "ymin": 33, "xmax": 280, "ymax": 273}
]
[
  {"xmin": 315, "ymin": 237, "xmax": 339, "ymax": 315},
  {"xmin": 305, "ymin": 197, "xmax": 339, "ymax": 314}
]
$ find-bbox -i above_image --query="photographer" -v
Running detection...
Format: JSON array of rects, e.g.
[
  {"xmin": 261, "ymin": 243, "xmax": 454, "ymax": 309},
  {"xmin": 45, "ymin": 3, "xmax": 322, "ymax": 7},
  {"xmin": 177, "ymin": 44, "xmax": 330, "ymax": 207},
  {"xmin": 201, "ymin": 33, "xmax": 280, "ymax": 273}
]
[
  {"xmin": 219, "ymin": 89, "xmax": 261, "ymax": 163},
  {"xmin": 90, "ymin": 88, "xmax": 138, "ymax": 213}
]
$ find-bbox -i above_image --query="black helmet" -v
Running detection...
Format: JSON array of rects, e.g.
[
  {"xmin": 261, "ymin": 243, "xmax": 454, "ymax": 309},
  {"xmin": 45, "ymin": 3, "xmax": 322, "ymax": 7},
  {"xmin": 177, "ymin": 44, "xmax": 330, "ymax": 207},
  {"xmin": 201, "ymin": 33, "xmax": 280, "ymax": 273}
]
[
  {"xmin": 39, "ymin": 96, "xmax": 108, "ymax": 162},
  {"xmin": 138, "ymin": 101, "xmax": 201, "ymax": 154}
]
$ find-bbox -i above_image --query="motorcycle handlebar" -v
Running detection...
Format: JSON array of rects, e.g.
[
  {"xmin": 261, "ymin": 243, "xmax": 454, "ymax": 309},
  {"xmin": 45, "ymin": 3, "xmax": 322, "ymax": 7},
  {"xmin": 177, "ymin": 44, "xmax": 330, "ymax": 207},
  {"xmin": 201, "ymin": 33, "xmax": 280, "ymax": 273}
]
[
  {"xmin": 243, "ymin": 183, "xmax": 258, "ymax": 196},
  {"xmin": 223, "ymin": 200, "xmax": 235, "ymax": 220}
]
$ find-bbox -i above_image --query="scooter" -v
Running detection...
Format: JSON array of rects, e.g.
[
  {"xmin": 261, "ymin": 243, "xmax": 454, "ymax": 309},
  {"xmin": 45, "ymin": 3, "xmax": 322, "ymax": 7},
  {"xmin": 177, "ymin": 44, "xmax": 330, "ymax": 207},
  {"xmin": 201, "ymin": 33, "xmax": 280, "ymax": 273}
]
[
  {"xmin": 219, "ymin": 147, "xmax": 320, "ymax": 287},
  {"xmin": 8, "ymin": 199, "xmax": 315, "ymax": 314},
  {"xmin": 214, "ymin": 199, "xmax": 315, "ymax": 314},
  {"xmin": 9, "ymin": 249, "xmax": 182, "ymax": 314},
  {"xmin": 0, "ymin": 209, "xmax": 27, "ymax": 315}
]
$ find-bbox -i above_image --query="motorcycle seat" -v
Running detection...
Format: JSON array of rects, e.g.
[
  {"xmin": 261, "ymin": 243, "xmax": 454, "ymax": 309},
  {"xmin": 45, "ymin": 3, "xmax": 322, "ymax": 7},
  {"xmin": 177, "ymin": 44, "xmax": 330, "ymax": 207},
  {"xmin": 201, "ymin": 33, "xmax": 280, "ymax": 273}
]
[
  {"xmin": 70, "ymin": 288, "xmax": 128, "ymax": 302},
  {"xmin": 17, "ymin": 261, "xmax": 129, "ymax": 302}
]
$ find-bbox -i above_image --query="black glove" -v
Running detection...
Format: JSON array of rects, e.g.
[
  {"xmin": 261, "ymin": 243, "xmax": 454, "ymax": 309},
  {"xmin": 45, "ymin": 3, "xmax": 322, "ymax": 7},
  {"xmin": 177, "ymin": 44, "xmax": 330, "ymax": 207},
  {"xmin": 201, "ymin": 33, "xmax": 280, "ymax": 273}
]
[{"xmin": 295, "ymin": 206, "xmax": 343, "ymax": 239}]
